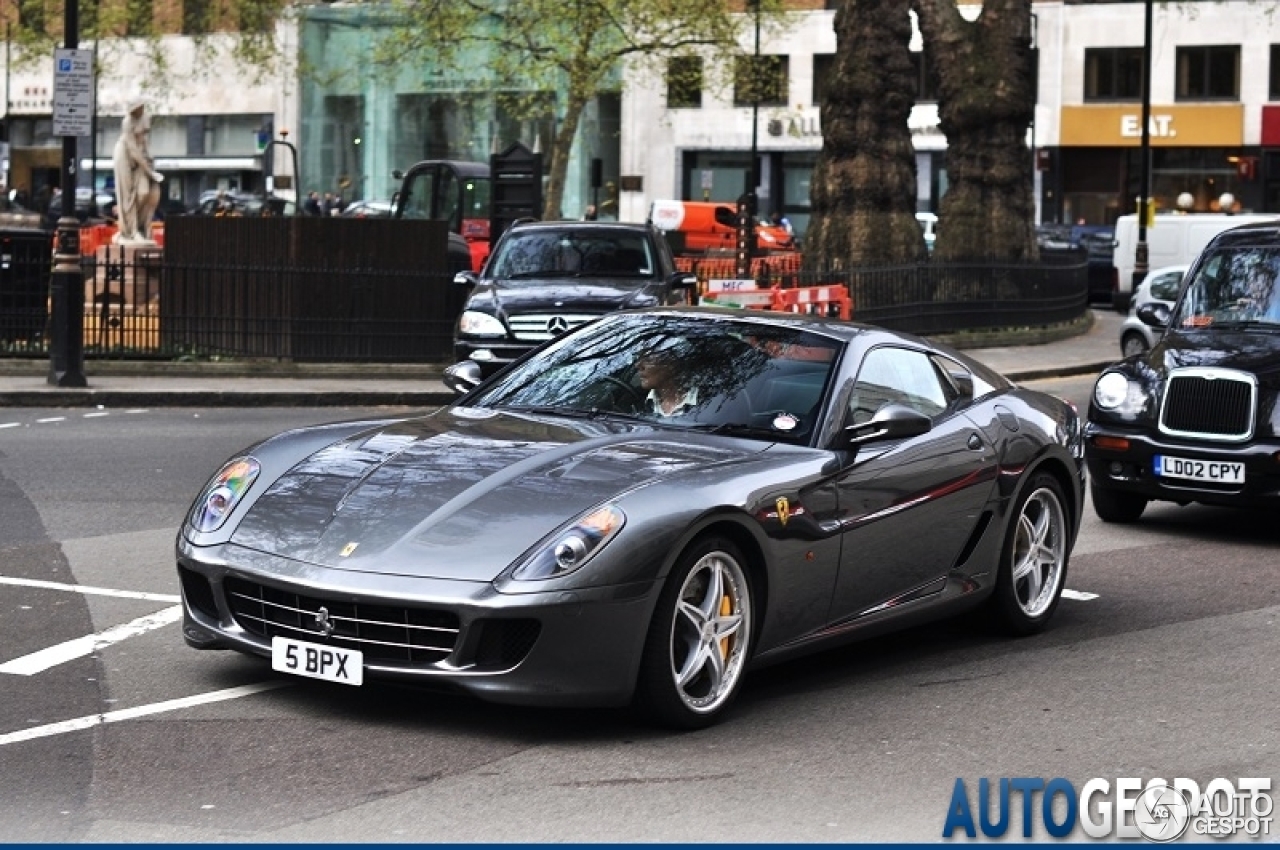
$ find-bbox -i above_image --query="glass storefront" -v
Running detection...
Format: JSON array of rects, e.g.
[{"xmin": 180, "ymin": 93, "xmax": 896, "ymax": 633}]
[{"xmin": 298, "ymin": 6, "xmax": 618, "ymax": 216}]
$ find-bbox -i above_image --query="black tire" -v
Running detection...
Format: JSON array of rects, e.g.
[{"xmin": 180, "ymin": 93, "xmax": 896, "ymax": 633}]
[
  {"xmin": 1091, "ymin": 482, "xmax": 1148, "ymax": 524},
  {"xmin": 989, "ymin": 473, "xmax": 1070, "ymax": 636},
  {"xmin": 632, "ymin": 536, "xmax": 754, "ymax": 730}
]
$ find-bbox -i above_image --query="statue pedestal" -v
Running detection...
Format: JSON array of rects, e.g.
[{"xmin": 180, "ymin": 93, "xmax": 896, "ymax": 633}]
[{"xmin": 84, "ymin": 240, "xmax": 163, "ymax": 323}]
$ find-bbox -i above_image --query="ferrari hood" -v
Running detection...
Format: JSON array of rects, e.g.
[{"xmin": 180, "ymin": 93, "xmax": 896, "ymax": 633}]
[{"xmin": 230, "ymin": 408, "xmax": 759, "ymax": 581}]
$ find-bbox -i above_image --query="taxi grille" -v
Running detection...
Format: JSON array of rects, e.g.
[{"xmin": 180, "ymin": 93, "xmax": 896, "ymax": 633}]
[
  {"xmin": 224, "ymin": 577, "xmax": 461, "ymax": 666},
  {"xmin": 508, "ymin": 313, "xmax": 597, "ymax": 342},
  {"xmin": 1159, "ymin": 369, "xmax": 1256, "ymax": 442}
]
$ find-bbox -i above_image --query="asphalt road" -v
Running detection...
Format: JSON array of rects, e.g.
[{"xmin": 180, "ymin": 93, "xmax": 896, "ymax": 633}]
[{"xmin": 0, "ymin": 391, "xmax": 1276, "ymax": 842}]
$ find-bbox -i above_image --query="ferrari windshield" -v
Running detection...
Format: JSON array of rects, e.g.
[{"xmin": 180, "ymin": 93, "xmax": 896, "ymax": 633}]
[
  {"xmin": 487, "ymin": 229, "xmax": 658, "ymax": 281},
  {"xmin": 467, "ymin": 314, "xmax": 845, "ymax": 444},
  {"xmin": 1172, "ymin": 244, "xmax": 1280, "ymax": 328}
]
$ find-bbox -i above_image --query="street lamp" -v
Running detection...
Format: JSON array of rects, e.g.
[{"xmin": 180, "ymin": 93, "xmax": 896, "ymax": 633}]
[
  {"xmin": 48, "ymin": 0, "xmax": 86, "ymax": 387},
  {"xmin": 1133, "ymin": 0, "xmax": 1154, "ymax": 292},
  {"xmin": 736, "ymin": 0, "xmax": 762, "ymax": 278}
]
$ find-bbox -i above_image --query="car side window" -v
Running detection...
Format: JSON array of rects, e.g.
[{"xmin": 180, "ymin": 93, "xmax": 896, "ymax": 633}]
[{"xmin": 850, "ymin": 346, "xmax": 951, "ymax": 425}]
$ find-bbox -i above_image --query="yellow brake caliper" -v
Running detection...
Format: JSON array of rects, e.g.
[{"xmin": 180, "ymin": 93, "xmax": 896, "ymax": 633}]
[{"xmin": 719, "ymin": 594, "xmax": 733, "ymax": 659}]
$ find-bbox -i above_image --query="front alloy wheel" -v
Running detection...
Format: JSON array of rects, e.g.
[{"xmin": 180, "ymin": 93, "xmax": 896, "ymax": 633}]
[
  {"xmin": 634, "ymin": 537, "xmax": 753, "ymax": 729},
  {"xmin": 991, "ymin": 473, "xmax": 1069, "ymax": 635}
]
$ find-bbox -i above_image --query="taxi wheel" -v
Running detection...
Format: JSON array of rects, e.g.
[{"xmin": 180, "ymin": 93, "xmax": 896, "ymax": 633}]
[
  {"xmin": 633, "ymin": 536, "xmax": 753, "ymax": 730},
  {"xmin": 1091, "ymin": 482, "xmax": 1147, "ymax": 524}
]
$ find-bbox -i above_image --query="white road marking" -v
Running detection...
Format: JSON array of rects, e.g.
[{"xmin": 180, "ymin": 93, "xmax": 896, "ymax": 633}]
[
  {"xmin": 0, "ymin": 606, "xmax": 182, "ymax": 676},
  {"xmin": 0, "ymin": 422, "xmax": 19, "ymax": 429},
  {"xmin": 83, "ymin": 411, "xmax": 110, "ymax": 418},
  {"xmin": 0, "ymin": 575, "xmax": 180, "ymax": 603},
  {"xmin": 1062, "ymin": 589, "xmax": 1099, "ymax": 601},
  {"xmin": 35, "ymin": 417, "xmax": 65, "ymax": 424},
  {"xmin": 0, "ymin": 682, "xmax": 290, "ymax": 747}
]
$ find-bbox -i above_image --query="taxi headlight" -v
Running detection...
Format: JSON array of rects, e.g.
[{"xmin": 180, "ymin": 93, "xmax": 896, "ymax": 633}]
[
  {"xmin": 1094, "ymin": 372, "xmax": 1131, "ymax": 410},
  {"xmin": 458, "ymin": 310, "xmax": 506, "ymax": 336}
]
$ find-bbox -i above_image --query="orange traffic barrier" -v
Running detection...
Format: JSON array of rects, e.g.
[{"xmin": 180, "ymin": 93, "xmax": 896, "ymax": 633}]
[{"xmin": 769, "ymin": 284, "xmax": 852, "ymax": 320}]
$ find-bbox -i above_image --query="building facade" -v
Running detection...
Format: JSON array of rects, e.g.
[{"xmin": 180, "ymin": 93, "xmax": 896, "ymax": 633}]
[{"xmin": 618, "ymin": 0, "xmax": 1280, "ymax": 236}]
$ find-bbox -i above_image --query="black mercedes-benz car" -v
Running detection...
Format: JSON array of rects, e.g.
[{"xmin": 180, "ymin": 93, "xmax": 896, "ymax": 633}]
[
  {"xmin": 452, "ymin": 220, "xmax": 697, "ymax": 375},
  {"xmin": 1085, "ymin": 219, "xmax": 1280, "ymax": 522}
]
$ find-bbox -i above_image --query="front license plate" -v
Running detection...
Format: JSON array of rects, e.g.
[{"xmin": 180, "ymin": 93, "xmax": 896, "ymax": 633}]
[
  {"xmin": 1153, "ymin": 454, "xmax": 1245, "ymax": 485},
  {"xmin": 271, "ymin": 636, "xmax": 363, "ymax": 686}
]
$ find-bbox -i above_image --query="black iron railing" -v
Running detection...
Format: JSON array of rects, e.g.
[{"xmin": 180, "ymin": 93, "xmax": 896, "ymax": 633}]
[{"xmin": 0, "ymin": 222, "xmax": 1089, "ymax": 362}]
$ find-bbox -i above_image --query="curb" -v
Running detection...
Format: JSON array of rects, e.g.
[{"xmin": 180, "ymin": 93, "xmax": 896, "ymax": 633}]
[{"xmin": 0, "ymin": 390, "xmax": 459, "ymax": 408}]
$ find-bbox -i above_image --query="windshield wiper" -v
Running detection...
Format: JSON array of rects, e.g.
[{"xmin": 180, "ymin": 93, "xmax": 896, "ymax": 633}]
[
  {"xmin": 502, "ymin": 404, "xmax": 595, "ymax": 419},
  {"xmin": 504, "ymin": 271, "xmax": 578, "ymax": 279},
  {"xmin": 684, "ymin": 422, "xmax": 785, "ymax": 440},
  {"xmin": 1201, "ymin": 319, "xmax": 1280, "ymax": 331}
]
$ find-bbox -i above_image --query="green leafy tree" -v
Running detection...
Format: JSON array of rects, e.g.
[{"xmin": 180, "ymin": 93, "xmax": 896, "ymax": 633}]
[{"xmin": 384, "ymin": 0, "xmax": 780, "ymax": 220}]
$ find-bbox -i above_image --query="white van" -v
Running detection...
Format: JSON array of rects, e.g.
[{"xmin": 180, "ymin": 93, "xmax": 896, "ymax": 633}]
[{"xmin": 1111, "ymin": 212, "xmax": 1278, "ymax": 311}]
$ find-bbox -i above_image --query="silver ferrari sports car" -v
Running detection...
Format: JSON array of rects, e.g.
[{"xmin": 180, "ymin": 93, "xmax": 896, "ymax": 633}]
[{"xmin": 178, "ymin": 307, "xmax": 1085, "ymax": 728}]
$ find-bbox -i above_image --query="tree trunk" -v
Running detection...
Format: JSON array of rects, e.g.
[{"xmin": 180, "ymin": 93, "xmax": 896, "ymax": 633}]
[
  {"xmin": 543, "ymin": 90, "xmax": 588, "ymax": 220},
  {"xmin": 805, "ymin": 0, "xmax": 924, "ymax": 271},
  {"xmin": 913, "ymin": 0, "xmax": 1037, "ymax": 262}
]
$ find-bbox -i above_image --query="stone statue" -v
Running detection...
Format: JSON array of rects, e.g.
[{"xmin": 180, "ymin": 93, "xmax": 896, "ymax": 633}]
[{"xmin": 112, "ymin": 101, "xmax": 164, "ymax": 243}]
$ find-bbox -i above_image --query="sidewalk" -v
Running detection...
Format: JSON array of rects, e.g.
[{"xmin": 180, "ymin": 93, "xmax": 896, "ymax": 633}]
[{"xmin": 0, "ymin": 309, "xmax": 1124, "ymax": 408}]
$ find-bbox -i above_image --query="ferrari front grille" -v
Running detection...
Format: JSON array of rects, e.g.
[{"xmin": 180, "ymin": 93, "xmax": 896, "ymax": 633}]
[
  {"xmin": 1159, "ymin": 368, "xmax": 1256, "ymax": 442},
  {"xmin": 224, "ymin": 577, "xmax": 461, "ymax": 666}
]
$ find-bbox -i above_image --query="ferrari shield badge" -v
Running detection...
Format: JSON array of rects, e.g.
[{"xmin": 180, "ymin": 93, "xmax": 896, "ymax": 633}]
[
  {"xmin": 340, "ymin": 541, "xmax": 359, "ymax": 557},
  {"xmin": 775, "ymin": 497, "xmax": 791, "ymax": 527}
]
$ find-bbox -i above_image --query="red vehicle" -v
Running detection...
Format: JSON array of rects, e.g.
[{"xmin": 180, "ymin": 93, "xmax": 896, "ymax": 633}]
[
  {"xmin": 648, "ymin": 199, "xmax": 797, "ymax": 257},
  {"xmin": 391, "ymin": 160, "xmax": 492, "ymax": 271}
]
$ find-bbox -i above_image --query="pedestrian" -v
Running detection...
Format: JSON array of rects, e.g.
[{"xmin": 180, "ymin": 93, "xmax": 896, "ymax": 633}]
[
  {"xmin": 582, "ymin": 204, "xmax": 598, "ymax": 221},
  {"xmin": 304, "ymin": 191, "xmax": 322, "ymax": 216},
  {"xmin": 769, "ymin": 210, "xmax": 794, "ymax": 236}
]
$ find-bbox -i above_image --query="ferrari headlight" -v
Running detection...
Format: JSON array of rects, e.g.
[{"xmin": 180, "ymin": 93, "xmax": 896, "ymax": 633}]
[
  {"xmin": 190, "ymin": 457, "xmax": 261, "ymax": 532},
  {"xmin": 458, "ymin": 310, "xmax": 506, "ymax": 336},
  {"xmin": 1093, "ymin": 371, "xmax": 1131, "ymax": 410},
  {"xmin": 512, "ymin": 505, "xmax": 625, "ymax": 581}
]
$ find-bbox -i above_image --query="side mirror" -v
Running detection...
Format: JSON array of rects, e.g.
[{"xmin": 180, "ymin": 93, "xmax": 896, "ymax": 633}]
[
  {"xmin": 947, "ymin": 370, "xmax": 974, "ymax": 402},
  {"xmin": 443, "ymin": 361, "xmax": 484, "ymax": 395},
  {"xmin": 453, "ymin": 270, "xmax": 479, "ymax": 286},
  {"xmin": 668, "ymin": 271, "xmax": 698, "ymax": 289},
  {"xmin": 1136, "ymin": 301, "xmax": 1170, "ymax": 329},
  {"xmin": 844, "ymin": 403, "xmax": 932, "ymax": 446}
]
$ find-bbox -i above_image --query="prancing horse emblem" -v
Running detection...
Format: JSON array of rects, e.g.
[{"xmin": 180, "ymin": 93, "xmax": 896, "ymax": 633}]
[
  {"xmin": 776, "ymin": 497, "xmax": 791, "ymax": 527},
  {"xmin": 546, "ymin": 316, "xmax": 569, "ymax": 335},
  {"xmin": 314, "ymin": 606, "xmax": 335, "ymax": 637}
]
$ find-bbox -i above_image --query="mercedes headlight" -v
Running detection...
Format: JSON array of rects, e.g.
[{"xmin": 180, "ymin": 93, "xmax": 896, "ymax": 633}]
[
  {"xmin": 190, "ymin": 457, "xmax": 261, "ymax": 532},
  {"xmin": 512, "ymin": 505, "xmax": 626, "ymax": 581},
  {"xmin": 458, "ymin": 310, "xmax": 506, "ymax": 336}
]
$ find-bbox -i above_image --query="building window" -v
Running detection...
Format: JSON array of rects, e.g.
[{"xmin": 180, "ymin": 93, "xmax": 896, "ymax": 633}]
[
  {"xmin": 910, "ymin": 51, "xmax": 939, "ymax": 103},
  {"xmin": 667, "ymin": 57, "xmax": 703, "ymax": 109},
  {"xmin": 1270, "ymin": 45, "xmax": 1280, "ymax": 100},
  {"xmin": 812, "ymin": 54, "xmax": 835, "ymax": 106},
  {"xmin": 1176, "ymin": 45, "xmax": 1240, "ymax": 100},
  {"xmin": 1084, "ymin": 47, "xmax": 1144, "ymax": 101},
  {"xmin": 734, "ymin": 55, "xmax": 789, "ymax": 107}
]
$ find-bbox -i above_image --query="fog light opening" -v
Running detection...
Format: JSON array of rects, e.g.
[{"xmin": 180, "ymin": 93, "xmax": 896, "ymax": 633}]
[{"xmin": 1092, "ymin": 435, "xmax": 1131, "ymax": 452}]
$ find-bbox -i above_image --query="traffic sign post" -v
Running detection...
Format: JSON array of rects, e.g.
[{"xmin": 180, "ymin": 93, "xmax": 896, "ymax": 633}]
[{"xmin": 47, "ymin": 37, "xmax": 91, "ymax": 387}]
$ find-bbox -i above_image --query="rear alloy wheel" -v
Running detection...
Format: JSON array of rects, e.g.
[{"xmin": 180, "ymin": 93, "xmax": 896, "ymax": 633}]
[
  {"xmin": 633, "ymin": 537, "xmax": 753, "ymax": 730},
  {"xmin": 1121, "ymin": 332, "xmax": 1149, "ymax": 358},
  {"xmin": 991, "ymin": 473, "xmax": 1069, "ymax": 636},
  {"xmin": 1091, "ymin": 482, "xmax": 1148, "ymax": 524}
]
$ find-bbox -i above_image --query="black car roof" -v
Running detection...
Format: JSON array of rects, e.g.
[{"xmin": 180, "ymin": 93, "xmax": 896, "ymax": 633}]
[
  {"xmin": 1203, "ymin": 217, "xmax": 1280, "ymax": 248},
  {"xmin": 508, "ymin": 220, "xmax": 653, "ymax": 234}
]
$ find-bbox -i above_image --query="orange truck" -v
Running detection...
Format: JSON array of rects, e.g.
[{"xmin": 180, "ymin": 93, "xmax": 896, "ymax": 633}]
[{"xmin": 648, "ymin": 200, "xmax": 796, "ymax": 257}]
